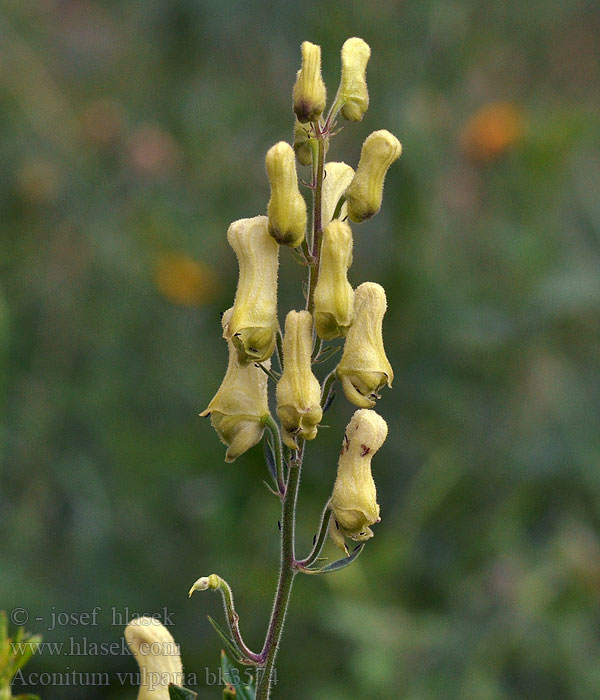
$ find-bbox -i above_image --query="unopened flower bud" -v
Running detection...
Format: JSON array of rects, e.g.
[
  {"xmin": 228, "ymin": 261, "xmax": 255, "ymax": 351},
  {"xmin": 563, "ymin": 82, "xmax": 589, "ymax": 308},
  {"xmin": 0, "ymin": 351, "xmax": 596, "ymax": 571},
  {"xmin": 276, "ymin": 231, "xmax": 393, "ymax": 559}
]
[
  {"xmin": 321, "ymin": 161, "xmax": 354, "ymax": 226},
  {"xmin": 330, "ymin": 409, "xmax": 388, "ymax": 552},
  {"xmin": 276, "ymin": 310, "xmax": 322, "ymax": 449},
  {"xmin": 124, "ymin": 617, "xmax": 183, "ymax": 700},
  {"xmin": 337, "ymin": 282, "xmax": 393, "ymax": 408},
  {"xmin": 293, "ymin": 120, "xmax": 314, "ymax": 166},
  {"xmin": 293, "ymin": 41, "xmax": 327, "ymax": 124},
  {"xmin": 314, "ymin": 220, "xmax": 354, "ymax": 340},
  {"xmin": 225, "ymin": 216, "xmax": 279, "ymax": 364},
  {"xmin": 201, "ymin": 309, "xmax": 270, "ymax": 462},
  {"xmin": 266, "ymin": 142, "xmax": 307, "ymax": 248},
  {"xmin": 338, "ymin": 38, "xmax": 371, "ymax": 122},
  {"xmin": 345, "ymin": 130, "xmax": 402, "ymax": 223},
  {"xmin": 188, "ymin": 574, "xmax": 220, "ymax": 597}
]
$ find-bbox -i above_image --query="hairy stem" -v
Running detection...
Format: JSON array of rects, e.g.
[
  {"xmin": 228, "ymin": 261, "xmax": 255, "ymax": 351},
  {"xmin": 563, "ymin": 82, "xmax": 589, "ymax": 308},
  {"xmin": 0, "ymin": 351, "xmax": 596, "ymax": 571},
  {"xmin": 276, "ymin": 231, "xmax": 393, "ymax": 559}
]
[
  {"xmin": 255, "ymin": 444, "xmax": 303, "ymax": 700},
  {"xmin": 306, "ymin": 132, "xmax": 326, "ymax": 315},
  {"xmin": 257, "ymin": 124, "xmax": 328, "ymax": 700},
  {"xmin": 216, "ymin": 578, "xmax": 263, "ymax": 664},
  {"xmin": 263, "ymin": 415, "xmax": 286, "ymax": 494}
]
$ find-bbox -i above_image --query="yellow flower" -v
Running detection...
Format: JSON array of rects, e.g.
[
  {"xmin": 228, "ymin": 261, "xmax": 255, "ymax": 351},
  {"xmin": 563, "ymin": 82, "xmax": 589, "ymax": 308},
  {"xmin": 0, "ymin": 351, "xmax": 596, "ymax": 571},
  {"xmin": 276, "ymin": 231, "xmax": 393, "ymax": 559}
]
[
  {"xmin": 345, "ymin": 130, "xmax": 402, "ymax": 223},
  {"xmin": 321, "ymin": 161, "xmax": 354, "ymax": 226},
  {"xmin": 225, "ymin": 215, "xmax": 279, "ymax": 364},
  {"xmin": 337, "ymin": 282, "xmax": 393, "ymax": 408},
  {"xmin": 330, "ymin": 409, "xmax": 388, "ymax": 553},
  {"xmin": 313, "ymin": 220, "xmax": 354, "ymax": 340},
  {"xmin": 266, "ymin": 141, "xmax": 307, "ymax": 248},
  {"xmin": 292, "ymin": 41, "xmax": 327, "ymax": 124},
  {"xmin": 276, "ymin": 310, "xmax": 322, "ymax": 449},
  {"xmin": 338, "ymin": 37, "xmax": 371, "ymax": 122},
  {"xmin": 201, "ymin": 308, "xmax": 270, "ymax": 462},
  {"xmin": 124, "ymin": 617, "xmax": 184, "ymax": 700}
]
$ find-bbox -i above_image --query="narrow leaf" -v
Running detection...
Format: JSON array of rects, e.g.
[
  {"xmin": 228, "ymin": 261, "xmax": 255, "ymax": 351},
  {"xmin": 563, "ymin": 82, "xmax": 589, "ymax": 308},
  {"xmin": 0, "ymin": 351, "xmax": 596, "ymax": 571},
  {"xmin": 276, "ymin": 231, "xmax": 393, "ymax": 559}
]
[
  {"xmin": 207, "ymin": 616, "xmax": 244, "ymax": 664},
  {"xmin": 313, "ymin": 345, "xmax": 341, "ymax": 364},
  {"xmin": 312, "ymin": 544, "xmax": 365, "ymax": 574},
  {"xmin": 322, "ymin": 390, "xmax": 336, "ymax": 414},
  {"xmin": 263, "ymin": 438, "xmax": 277, "ymax": 485},
  {"xmin": 168, "ymin": 684, "xmax": 198, "ymax": 700},
  {"xmin": 220, "ymin": 651, "xmax": 253, "ymax": 700}
]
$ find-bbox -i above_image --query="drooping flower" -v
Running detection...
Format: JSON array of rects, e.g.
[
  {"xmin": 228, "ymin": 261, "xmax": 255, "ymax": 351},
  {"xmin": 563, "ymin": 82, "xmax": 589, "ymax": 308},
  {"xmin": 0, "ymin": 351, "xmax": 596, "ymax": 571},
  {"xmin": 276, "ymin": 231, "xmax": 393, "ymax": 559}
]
[
  {"xmin": 292, "ymin": 41, "xmax": 327, "ymax": 124},
  {"xmin": 313, "ymin": 219, "xmax": 354, "ymax": 340},
  {"xmin": 124, "ymin": 617, "xmax": 184, "ymax": 700},
  {"xmin": 276, "ymin": 310, "xmax": 322, "ymax": 449},
  {"xmin": 266, "ymin": 141, "xmax": 307, "ymax": 248},
  {"xmin": 337, "ymin": 38, "xmax": 371, "ymax": 122},
  {"xmin": 225, "ymin": 215, "xmax": 279, "ymax": 364},
  {"xmin": 201, "ymin": 309, "xmax": 270, "ymax": 462},
  {"xmin": 345, "ymin": 130, "xmax": 402, "ymax": 223},
  {"xmin": 330, "ymin": 409, "xmax": 388, "ymax": 552},
  {"xmin": 336, "ymin": 282, "xmax": 393, "ymax": 408}
]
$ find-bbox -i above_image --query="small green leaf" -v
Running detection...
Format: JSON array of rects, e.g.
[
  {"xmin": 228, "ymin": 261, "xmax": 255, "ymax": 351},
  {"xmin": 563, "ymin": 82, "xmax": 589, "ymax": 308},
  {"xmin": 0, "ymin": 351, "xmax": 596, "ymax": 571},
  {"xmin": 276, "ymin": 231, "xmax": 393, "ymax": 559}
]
[
  {"xmin": 168, "ymin": 683, "xmax": 197, "ymax": 700},
  {"xmin": 322, "ymin": 390, "xmax": 336, "ymax": 414},
  {"xmin": 310, "ymin": 544, "xmax": 365, "ymax": 574},
  {"xmin": 313, "ymin": 345, "xmax": 341, "ymax": 364},
  {"xmin": 263, "ymin": 438, "xmax": 277, "ymax": 485},
  {"xmin": 207, "ymin": 617, "xmax": 244, "ymax": 664},
  {"xmin": 220, "ymin": 651, "xmax": 254, "ymax": 700}
]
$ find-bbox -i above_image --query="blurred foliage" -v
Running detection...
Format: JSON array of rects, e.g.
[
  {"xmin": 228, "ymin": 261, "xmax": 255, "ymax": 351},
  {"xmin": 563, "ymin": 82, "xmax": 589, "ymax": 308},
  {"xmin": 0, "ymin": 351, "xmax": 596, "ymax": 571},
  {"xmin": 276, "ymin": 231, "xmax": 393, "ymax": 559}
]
[{"xmin": 1, "ymin": 0, "xmax": 599, "ymax": 699}]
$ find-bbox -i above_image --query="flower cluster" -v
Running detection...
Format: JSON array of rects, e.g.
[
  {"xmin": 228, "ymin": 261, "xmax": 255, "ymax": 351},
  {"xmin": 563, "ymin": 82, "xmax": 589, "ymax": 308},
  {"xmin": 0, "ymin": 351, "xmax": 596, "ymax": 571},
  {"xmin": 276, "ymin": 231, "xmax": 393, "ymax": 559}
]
[{"xmin": 200, "ymin": 35, "xmax": 401, "ymax": 554}]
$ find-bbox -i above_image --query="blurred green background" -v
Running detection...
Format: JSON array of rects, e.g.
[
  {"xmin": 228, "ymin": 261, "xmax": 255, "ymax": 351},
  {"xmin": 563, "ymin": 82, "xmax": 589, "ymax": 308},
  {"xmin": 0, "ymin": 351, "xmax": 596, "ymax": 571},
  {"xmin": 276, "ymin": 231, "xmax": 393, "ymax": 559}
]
[{"xmin": 1, "ymin": 0, "xmax": 599, "ymax": 698}]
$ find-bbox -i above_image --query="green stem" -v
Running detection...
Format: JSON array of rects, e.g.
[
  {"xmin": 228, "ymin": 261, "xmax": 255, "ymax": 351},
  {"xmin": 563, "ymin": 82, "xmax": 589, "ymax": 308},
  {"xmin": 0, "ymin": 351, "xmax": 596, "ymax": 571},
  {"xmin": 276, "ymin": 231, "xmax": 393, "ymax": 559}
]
[
  {"xmin": 306, "ymin": 133, "xmax": 326, "ymax": 315},
  {"xmin": 215, "ymin": 577, "xmax": 263, "ymax": 664},
  {"xmin": 256, "ymin": 117, "xmax": 329, "ymax": 700},
  {"xmin": 263, "ymin": 415, "xmax": 286, "ymax": 494},
  {"xmin": 256, "ymin": 444, "xmax": 304, "ymax": 700},
  {"xmin": 320, "ymin": 369, "xmax": 338, "ymax": 406},
  {"xmin": 275, "ymin": 330, "xmax": 284, "ymax": 372}
]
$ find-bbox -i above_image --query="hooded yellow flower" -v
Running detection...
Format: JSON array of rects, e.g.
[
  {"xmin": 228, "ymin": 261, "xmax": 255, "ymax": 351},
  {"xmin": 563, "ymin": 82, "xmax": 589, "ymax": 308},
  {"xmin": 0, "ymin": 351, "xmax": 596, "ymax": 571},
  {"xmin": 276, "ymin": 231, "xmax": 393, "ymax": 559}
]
[
  {"xmin": 124, "ymin": 617, "xmax": 184, "ymax": 700},
  {"xmin": 266, "ymin": 141, "xmax": 307, "ymax": 248},
  {"xmin": 338, "ymin": 37, "xmax": 371, "ymax": 122},
  {"xmin": 201, "ymin": 308, "xmax": 270, "ymax": 462},
  {"xmin": 292, "ymin": 41, "xmax": 327, "ymax": 124},
  {"xmin": 345, "ymin": 130, "xmax": 402, "ymax": 223},
  {"xmin": 313, "ymin": 220, "xmax": 354, "ymax": 340},
  {"xmin": 276, "ymin": 310, "xmax": 322, "ymax": 449},
  {"xmin": 330, "ymin": 409, "xmax": 388, "ymax": 552},
  {"xmin": 336, "ymin": 282, "xmax": 393, "ymax": 408},
  {"xmin": 225, "ymin": 215, "xmax": 279, "ymax": 364}
]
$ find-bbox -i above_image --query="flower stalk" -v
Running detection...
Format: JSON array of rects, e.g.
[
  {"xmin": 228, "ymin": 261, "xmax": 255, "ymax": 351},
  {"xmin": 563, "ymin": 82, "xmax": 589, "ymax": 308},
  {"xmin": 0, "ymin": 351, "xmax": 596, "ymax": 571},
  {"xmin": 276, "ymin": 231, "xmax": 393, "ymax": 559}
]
[{"xmin": 190, "ymin": 37, "xmax": 401, "ymax": 700}]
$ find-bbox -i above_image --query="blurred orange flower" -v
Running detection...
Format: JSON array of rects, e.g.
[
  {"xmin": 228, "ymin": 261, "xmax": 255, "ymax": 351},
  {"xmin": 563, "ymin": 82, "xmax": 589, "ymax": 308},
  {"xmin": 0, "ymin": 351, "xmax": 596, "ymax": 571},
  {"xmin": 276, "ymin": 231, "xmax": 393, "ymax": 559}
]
[
  {"xmin": 128, "ymin": 124, "xmax": 180, "ymax": 176},
  {"xmin": 154, "ymin": 253, "xmax": 218, "ymax": 306},
  {"xmin": 461, "ymin": 102, "xmax": 523, "ymax": 162}
]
